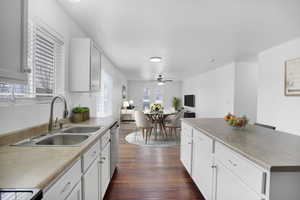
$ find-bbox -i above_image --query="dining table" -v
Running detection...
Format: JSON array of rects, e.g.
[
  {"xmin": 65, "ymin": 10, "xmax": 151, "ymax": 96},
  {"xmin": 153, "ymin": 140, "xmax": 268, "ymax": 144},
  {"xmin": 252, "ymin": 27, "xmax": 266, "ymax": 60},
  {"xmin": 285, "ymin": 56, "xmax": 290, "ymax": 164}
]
[{"xmin": 144, "ymin": 111, "xmax": 176, "ymax": 140}]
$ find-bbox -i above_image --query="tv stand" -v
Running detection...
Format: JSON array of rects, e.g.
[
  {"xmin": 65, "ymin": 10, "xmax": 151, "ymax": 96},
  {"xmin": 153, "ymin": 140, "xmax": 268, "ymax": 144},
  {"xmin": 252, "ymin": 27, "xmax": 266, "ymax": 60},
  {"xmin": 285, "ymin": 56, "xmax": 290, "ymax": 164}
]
[{"xmin": 184, "ymin": 112, "xmax": 196, "ymax": 118}]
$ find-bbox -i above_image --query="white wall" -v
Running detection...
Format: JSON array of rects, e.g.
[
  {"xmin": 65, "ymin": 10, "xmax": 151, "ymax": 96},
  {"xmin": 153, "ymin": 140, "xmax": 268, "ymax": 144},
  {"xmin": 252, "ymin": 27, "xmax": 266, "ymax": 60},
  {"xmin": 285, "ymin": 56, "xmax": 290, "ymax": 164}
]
[
  {"xmin": 0, "ymin": 0, "xmax": 87, "ymax": 134},
  {"xmin": 127, "ymin": 80, "xmax": 182, "ymax": 111},
  {"xmin": 182, "ymin": 63, "xmax": 235, "ymax": 118},
  {"xmin": 70, "ymin": 55, "xmax": 127, "ymax": 119},
  {"xmin": 257, "ymin": 37, "xmax": 300, "ymax": 135},
  {"xmin": 234, "ymin": 62, "xmax": 259, "ymax": 123}
]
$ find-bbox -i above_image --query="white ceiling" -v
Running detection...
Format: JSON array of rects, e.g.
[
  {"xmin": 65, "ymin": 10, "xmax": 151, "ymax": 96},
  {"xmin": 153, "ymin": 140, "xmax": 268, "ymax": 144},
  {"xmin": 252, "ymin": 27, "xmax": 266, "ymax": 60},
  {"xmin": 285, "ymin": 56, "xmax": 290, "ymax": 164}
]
[{"xmin": 57, "ymin": 0, "xmax": 300, "ymax": 80}]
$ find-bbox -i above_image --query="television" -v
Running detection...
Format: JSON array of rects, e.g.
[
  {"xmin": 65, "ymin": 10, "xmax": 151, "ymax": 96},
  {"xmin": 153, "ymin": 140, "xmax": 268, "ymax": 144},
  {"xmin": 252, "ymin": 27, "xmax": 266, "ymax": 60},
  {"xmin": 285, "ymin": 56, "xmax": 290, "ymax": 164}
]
[{"xmin": 184, "ymin": 95, "xmax": 195, "ymax": 107}]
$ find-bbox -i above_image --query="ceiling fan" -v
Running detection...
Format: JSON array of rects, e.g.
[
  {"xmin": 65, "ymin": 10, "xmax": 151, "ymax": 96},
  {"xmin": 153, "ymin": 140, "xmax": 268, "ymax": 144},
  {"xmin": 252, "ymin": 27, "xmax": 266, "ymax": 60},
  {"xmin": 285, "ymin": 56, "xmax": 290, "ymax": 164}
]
[{"xmin": 151, "ymin": 74, "xmax": 173, "ymax": 85}]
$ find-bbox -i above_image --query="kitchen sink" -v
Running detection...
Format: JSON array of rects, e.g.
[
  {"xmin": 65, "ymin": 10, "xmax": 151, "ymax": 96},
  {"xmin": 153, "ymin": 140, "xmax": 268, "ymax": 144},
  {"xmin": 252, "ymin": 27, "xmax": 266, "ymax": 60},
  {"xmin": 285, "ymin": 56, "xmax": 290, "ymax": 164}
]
[
  {"xmin": 35, "ymin": 134, "xmax": 89, "ymax": 146},
  {"xmin": 63, "ymin": 126, "xmax": 101, "ymax": 134},
  {"xmin": 13, "ymin": 125, "xmax": 103, "ymax": 147}
]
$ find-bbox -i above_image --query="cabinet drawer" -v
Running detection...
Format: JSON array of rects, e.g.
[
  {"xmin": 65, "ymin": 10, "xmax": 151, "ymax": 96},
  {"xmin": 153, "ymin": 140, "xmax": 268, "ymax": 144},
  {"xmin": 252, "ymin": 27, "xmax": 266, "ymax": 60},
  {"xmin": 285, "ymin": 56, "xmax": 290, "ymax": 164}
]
[
  {"xmin": 101, "ymin": 130, "xmax": 110, "ymax": 149},
  {"xmin": 215, "ymin": 142, "xmax": 266, "ymax": 195},
  {"xmin": 193, "ymin": 129, "xmax": 212, "ymax": 147},
  {"xmin": 44, "ymin": 159, "xmax": 81, "ymax": 200},
  {"xmin": 181, "ymin": 122, "xmax": 193, "ymax": 138},
  {"xmin": 83, "ymin": 140, "xmax": 100, "ymax": 172}
]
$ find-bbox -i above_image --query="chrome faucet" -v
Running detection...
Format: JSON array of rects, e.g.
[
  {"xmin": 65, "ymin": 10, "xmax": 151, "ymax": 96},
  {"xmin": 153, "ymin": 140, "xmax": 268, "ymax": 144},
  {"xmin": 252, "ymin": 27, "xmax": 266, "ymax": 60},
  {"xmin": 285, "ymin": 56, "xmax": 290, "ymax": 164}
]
[{"xmin": 48, "ymin": 95, "xmax": 69, "ymax": 132}]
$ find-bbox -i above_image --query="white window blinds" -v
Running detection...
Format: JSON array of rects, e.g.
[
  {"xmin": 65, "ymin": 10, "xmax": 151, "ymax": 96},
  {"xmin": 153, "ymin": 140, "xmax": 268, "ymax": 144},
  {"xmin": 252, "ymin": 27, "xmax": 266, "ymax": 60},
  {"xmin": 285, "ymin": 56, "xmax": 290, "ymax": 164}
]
[
  {"xmin": 0, "ymin": 21, "xmax": 64, "ymax": 99},
  {"xmin": 30, "ymin": 22, "xmax": 63, "ymax": 96}
]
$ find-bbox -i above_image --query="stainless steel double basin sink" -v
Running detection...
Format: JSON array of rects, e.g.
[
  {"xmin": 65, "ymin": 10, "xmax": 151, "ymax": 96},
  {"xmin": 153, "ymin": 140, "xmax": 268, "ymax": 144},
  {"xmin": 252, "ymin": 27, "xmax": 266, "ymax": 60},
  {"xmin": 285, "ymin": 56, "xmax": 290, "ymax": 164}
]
[{"xmin": 14, "ymin": 126, "xmax": 104, "ymax": 147}]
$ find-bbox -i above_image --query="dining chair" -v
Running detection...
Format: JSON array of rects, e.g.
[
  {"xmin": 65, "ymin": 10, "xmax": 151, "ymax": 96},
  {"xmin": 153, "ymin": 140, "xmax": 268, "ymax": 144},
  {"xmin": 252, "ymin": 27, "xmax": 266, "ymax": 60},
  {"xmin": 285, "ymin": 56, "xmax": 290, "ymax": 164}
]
[
  {"xmin": 164, "ymin": 110, "xmax": 184, "ymax": 140},
  {"xmin": 134, "ymin": 111, "xmax": 153, "ymax": 144}
]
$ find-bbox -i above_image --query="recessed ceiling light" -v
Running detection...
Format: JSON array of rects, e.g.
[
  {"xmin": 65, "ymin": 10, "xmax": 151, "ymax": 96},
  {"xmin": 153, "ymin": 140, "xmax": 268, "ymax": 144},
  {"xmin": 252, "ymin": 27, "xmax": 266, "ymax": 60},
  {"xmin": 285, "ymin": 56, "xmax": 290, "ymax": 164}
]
[
  {"xmin": 158, "ymin": 82, "xmax": 164, "ymax": 86},
  {"xmin": 150, "ymin": 57, "xmax": 162, "ymax": 63},
  {"xmin": 69, "ymin": 0, "xmax": 80, "ymax": 3}
]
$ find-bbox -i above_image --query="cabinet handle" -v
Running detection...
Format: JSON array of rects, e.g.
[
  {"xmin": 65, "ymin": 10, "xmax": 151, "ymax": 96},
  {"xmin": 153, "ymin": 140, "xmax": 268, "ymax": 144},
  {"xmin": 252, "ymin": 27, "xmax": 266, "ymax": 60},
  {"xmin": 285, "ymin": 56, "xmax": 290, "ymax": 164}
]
[
  {"xmin": 22, "ymin": 68, "xmax": 32, "ymax": 73},
  {"xmin": 60, "ymin": 182, "xmax": 71, "ymax": 194},
  {"xmin": 211, "ymin": 165, "xmax": 217, "ymax": 169},
  {"xmin": 101, "ymin": 157, "xmax": 106, "ymax": 160},
  {"xmin": 228, "ymin": 160, "xmax": 237, "ymax": 167},
  {"xmin": 98, "ymin": 161, "xmax": 103, "ymax": 164},
  {"xmin": 188, "ymin": 142, "xmax": 192, "ymax": 145},
  {"xmin": 91, "ymin": 151, "xmax": 97, "ymax": 157}
]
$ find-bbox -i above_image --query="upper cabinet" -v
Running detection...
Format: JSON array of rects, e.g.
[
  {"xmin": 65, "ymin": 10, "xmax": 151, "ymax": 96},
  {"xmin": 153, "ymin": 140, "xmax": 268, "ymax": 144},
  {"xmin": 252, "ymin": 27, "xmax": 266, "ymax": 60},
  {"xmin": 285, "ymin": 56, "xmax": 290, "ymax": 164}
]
[
  {"xmin": 0, "ymin": 0, "xmax": 30, "ymax": 83},
  {"xmin": 70, "ymin": 38, "xmax": 101, "ymax": 92}
]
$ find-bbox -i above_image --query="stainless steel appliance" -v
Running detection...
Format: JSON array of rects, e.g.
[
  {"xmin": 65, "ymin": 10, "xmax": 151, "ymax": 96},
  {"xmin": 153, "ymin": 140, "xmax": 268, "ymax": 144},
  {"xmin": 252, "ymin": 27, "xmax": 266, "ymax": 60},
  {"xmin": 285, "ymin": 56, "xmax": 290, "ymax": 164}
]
[
  {"xmin": 110, "ymin": 122, "xmax": 119, "ymax": 177},
  {"xmin": 0, "ymin": 189, "xmax": 42, "ymax": 200}
]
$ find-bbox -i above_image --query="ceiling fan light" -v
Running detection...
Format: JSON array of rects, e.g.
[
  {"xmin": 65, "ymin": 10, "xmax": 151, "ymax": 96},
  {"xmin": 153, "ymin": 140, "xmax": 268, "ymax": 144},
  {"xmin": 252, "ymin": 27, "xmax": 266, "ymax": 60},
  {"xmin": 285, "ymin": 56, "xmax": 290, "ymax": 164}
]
[
  {"xmin": 150, "ymin": 57, "xmax": 162, "ymax": 63},
  {"xmin": 158, "ymin": 82, "xmax": 164, "ymax": 86}
]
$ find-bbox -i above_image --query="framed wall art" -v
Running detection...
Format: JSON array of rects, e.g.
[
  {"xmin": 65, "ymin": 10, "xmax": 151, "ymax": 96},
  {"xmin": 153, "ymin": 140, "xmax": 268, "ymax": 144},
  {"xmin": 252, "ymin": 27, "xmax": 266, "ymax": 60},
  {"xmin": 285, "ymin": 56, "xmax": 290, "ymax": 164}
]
[{"xmin": 285, "ymin": 57, "xmax": 300, "ymax": 96}]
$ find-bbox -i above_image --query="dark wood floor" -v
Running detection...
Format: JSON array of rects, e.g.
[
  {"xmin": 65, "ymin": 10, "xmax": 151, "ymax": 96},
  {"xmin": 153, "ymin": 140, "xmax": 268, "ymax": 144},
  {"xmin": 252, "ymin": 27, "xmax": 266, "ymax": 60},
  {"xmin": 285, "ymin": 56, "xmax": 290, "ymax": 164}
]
[{"xmin": 104, "ymin": 122, "xmax": 204, "ymax": 200}]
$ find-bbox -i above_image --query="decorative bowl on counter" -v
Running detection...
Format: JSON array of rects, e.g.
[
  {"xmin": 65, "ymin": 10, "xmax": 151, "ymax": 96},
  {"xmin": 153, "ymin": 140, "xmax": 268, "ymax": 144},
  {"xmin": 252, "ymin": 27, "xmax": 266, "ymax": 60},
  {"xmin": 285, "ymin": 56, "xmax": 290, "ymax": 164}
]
[{"xmin": 224, "ymin": 113, "xmax": 249, "ymax": 129}]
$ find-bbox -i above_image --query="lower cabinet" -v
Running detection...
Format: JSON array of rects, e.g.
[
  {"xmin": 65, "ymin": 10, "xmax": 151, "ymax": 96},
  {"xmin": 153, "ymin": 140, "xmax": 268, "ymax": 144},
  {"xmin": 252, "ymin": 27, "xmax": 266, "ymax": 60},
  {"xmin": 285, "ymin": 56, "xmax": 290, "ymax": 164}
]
[
  {"xmin": 215, "ymin": 160, "xmax": 261, "ymax": 200},
  {"xmin": 43, "ymin": 131, "xmax": 114, "ymax": 200},
  {"xmin": 192, "ymin": 129, "xmax": 214, "ymax": 200},
  {"xmin": 181, "ymin": 122, "xmax": 265, "ymax": 200},
  {"xmin": 65, "ymin": 182, "xmax": 82, "ymax": 200},
  {"xmin": 43, "ymin": 160, "xmax": 82, "ymax": 200},
  {"xmin": 180, "ymin": 123, "xmax": 193, "ymax": 174},
  {"xmin": 100, "ymin": 141, "xmax": 111, "ymax": 199},
  {"xmin": 83, "ymin": 158, "xmax": 100, "ymax": 200}
]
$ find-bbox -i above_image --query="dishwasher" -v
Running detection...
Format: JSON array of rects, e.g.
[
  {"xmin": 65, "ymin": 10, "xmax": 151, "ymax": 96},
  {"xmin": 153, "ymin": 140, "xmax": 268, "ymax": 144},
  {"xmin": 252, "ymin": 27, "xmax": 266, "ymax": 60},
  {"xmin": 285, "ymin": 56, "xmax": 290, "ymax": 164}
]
[{"xmin": 110, "ymin": 122, "xmax": 120, "ymax": 178}]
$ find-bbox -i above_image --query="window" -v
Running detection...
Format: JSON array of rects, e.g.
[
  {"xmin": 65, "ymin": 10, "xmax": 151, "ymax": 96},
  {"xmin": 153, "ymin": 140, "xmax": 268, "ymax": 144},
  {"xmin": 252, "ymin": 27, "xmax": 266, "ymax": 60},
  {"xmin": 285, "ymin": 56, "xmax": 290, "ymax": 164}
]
[
  {"xmin": 143, "ymin": 88, "xmax": 150, "ymax": 110},
  {"xmin": 0, "ymin": 21, "xmax": 64, "ymax": 100},
  {"xmin": 155, "ymin": 88, "xmax": 163, "ymax": 104},
  {"xmin": 99, "ymin": 69, "xmax": 113, "ymax": 117}
]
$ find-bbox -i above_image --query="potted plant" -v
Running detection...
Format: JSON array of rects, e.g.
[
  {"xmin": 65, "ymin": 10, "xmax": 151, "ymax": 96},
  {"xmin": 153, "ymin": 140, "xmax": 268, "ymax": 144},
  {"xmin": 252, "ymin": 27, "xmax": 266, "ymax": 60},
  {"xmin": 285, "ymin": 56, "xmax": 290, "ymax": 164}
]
[
  {"xmin": 172, "ymin": 97, "xmax": 181, "ymax": 111},
  {"xmin": 82, "ymin": 107, "xmax": 90, "ymax": 121},
  {"xmin": 71, "ymin": 106, "xmax": 90, "ymax": 123}
]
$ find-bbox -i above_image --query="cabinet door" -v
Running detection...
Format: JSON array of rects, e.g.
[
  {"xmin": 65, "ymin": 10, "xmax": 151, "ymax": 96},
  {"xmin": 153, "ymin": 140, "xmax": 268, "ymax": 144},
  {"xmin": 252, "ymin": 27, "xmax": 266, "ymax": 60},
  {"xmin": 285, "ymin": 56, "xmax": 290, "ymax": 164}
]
[
  {"xmin": 100, "ymin": 142, "xmax": 111, "ymax": 199},
  {"xmin": 215, "ymin": 161, "xmax": 261, "ymax": 200},
  {"xmin": 70, "ymin": 38, "xmax": 91, "ymax": 92},
  {"xmin": 66, "ymin": 182, "xmax": 82, "ymax": 200},
  {"xmin": 180, "ymin": 128, "xmax": 192, "ymax": 174},
  {"xmin": 83, "ymin": 159, "xmax": 100, "ymax": 200},
  {"xmin": 90, "ymin": 43, "xmax": 101, "ymax": 91},
  {"xmin": 192, "ymin": 131, "xmax": 213, "ymax": 200},
  {"xmin": 0, "ymin": 0, "xmax": 28, "ymax": 82}
]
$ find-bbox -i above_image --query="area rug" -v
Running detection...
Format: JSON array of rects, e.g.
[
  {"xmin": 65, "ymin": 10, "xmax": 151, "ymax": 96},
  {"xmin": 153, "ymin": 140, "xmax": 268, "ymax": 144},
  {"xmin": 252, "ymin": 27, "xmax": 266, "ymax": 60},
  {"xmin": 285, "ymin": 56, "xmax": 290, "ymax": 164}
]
[{"xmin": 125, "ymin": 131, "xmax": 179, "ymax": 147}]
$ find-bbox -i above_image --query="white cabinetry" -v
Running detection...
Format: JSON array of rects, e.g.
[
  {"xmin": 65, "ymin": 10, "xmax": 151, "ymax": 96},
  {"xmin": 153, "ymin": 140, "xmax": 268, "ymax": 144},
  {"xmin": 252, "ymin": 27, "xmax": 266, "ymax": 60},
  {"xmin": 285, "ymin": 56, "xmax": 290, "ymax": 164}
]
[
  {"xmin": 43, "ymin": 160, "xmax": 82, "ymax": 200},
  {"xmin": 214, "ymin": 142, "xmax": 266, "ymax": 196},
  {"xmin": 83, "ymin": 158, "xmax": 100, "ymax": 200},
  {"xmin": 215, "ymin": 160, "xmax": 261, "ymax": 200},
  {"xmin": 65, "ymin": 182, "xmax": 82, "ymax": 200},
  {"xmin": 70, "ymin": 38, "xmax": 101, "ymax": 92},
  {"xmin": 180, "ymin": 123, "xmax": 193, "ymax": 174},
  {"xmin": 192, "ymin": 129, "xmax": 214, "ymax": 200},
  {"xmin": 43, "ymin": 127, "xmax": 115, "ymax": 200},
  {"xmin": 0, "ymin": 0, "xmax": 29, "ymax": 83},
  {"xmin": 100, "ymin": 132, "xmax": 111, "ymax": 199},
  {"xmin": 180, "ymin": 122, "xmax": 267, "ymax": 200}
]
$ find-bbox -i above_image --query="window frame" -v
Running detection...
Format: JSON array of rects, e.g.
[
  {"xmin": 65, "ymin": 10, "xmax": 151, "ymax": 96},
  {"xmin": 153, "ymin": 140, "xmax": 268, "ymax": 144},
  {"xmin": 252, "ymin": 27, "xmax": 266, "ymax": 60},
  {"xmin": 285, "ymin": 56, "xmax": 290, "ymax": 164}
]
[{"xmin": 0, "ymin": 20, "xmax": 64, "ymax": 104}]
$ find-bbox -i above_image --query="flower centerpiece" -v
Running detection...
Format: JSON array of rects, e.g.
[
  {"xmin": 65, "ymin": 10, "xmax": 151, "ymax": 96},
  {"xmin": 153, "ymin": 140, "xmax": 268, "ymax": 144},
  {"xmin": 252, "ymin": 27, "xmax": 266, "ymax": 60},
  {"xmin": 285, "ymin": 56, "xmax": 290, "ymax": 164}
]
[
  {"xmin": 224, "ymin": 113, "xmax": 249, "ymax": 129},
  {"xmin": 150, "ymin": 103, "xmax": 163, "ymax": 113}
]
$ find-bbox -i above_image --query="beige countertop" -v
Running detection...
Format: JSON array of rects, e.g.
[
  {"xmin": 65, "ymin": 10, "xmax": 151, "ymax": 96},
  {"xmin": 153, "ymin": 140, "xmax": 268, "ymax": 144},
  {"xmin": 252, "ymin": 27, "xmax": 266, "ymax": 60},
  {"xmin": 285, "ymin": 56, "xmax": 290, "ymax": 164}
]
[
  {"xmin": 182, "ymin": 118, "xmax": 300, "ymax": 172},
  {"xmin": 0, "ymin": 117, "xmax": 118, "ymax": 190}
]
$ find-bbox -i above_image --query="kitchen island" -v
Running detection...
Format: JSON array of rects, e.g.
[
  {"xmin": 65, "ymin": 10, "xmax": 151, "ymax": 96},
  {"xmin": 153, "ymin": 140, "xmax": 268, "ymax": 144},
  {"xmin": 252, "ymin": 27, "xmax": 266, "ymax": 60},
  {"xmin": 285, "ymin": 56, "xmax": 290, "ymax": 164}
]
[{"xmin": 181, "ymin": 118, "xmax": 300, "ymax": 200}]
